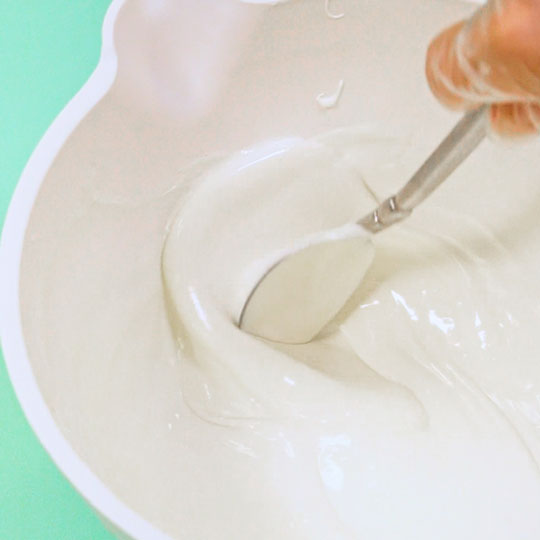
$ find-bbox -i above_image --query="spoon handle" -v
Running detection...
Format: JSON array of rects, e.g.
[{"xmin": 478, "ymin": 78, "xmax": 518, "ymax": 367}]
[{"xmin": 359, "ymin": 105, "xmax": 488, "ymax": 233}]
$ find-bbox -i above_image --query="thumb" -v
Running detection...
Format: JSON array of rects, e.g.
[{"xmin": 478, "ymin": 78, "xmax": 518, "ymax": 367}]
[
  {"xmin": 425, "ymin": 20, "xmax": 474, "ymax": 110},
  {"xmin": 426, "ymin": 0, "xmax": 540, "ymax": 135}
]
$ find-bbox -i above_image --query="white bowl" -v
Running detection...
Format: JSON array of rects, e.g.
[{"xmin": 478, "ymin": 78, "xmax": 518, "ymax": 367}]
[{"xmin": 2, "ymin": 1, "xmax": 537, "ymax": 539}]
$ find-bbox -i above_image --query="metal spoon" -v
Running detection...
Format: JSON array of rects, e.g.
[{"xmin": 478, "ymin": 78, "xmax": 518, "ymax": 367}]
[{"xmin": 239, "ymin": 106, "xmax": 488, "ymax": 344}]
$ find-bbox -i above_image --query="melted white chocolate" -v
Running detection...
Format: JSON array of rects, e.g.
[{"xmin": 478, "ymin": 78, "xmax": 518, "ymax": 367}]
[
  {"xmin": 165, "ymin": 131, "xmax": 540, "ymax": 537},
  {"xmin": 16, "ymin": 1, "xmax": 540, "ymax": 533},
  {"xmin": 20, "ymin": 122, "xmax": 540, "ymax": 538}
]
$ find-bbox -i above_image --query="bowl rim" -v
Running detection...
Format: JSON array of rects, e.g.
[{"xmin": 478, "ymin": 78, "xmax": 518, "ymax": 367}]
[{"xmin": 0, "ymin": 1, "xmax": 170, "ymax": 538}]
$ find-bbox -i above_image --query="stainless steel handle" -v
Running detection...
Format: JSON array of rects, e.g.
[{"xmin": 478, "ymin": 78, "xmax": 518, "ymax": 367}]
[{"xmin": 359, "ymin": 105, "xmax": 488, "ymax": 233}]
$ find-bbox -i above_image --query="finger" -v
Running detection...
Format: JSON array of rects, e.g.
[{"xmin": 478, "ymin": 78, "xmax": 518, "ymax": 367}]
[
  {"xmin": 468, "ymin": 0, "xmax": 540, "ymax": 100},
  {"xmin": 426, "ymin": 1, "xmax": 540, "ymax": 108},
  {"xmin": 490, "ymin": 102, "xmax": 540, "ymax": 136},
  {"xmin": 426, "ymin": 20, "xmax": 476, "ymax": 109}
]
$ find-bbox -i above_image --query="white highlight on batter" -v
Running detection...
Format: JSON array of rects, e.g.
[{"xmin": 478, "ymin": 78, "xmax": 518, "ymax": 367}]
[{"xmin": 316, "ymin": 79, "xmax": 345, "ymax": 109}]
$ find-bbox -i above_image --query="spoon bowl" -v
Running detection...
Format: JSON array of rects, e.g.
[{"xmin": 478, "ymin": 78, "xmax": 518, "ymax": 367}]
[
  {"xmin": 239, "ymin": 106, "xmax": 487, "ymax": 343},
  {"xmin": 239, "ymin": 224, "xmax": 374, "ymax": 343}
]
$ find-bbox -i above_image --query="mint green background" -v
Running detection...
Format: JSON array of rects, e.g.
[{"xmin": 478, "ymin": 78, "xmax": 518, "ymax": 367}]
[{"xmin": 1, "ymin": 1, "xmax": 115, "ymax": 538}]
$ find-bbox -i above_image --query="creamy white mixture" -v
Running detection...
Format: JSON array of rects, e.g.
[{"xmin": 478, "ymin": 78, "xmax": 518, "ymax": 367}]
[
  {"xmin": 160, "ymin": 131, "xmax": 540, "ymax": 538},
  {"xmin": 21, "ymin": 126, "xmax": 540, "ymax": 539},
  {"xmin": 17, "ymin": 0, "xmax": 540, "ymax": 538}
]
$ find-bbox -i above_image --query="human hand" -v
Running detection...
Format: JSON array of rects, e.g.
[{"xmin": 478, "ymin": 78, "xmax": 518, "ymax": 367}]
[{"xmin": 426, "ymin": 0, "xmax": 540, "ymax": 136}]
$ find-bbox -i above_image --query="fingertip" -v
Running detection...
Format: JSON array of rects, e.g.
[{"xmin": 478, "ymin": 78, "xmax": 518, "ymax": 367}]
[
  {"xmin": 425, "ymin": 21, "xmax": 470, "ymax": 109},
  {"xmin": 489, "ymin": 103, "xmax": 540, "ymax": 137}
]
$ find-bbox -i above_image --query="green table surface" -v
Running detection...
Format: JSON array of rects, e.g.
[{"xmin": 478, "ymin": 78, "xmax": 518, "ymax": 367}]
[{"xmin": 1, "ymin": 1, "xmax": 116, "ymax": 538}]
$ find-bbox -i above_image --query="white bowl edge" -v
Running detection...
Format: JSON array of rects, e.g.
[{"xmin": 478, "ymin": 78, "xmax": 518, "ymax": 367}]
[{"xmin": 0, "ymin": 1, "xmax": 171, "ymax": 538}]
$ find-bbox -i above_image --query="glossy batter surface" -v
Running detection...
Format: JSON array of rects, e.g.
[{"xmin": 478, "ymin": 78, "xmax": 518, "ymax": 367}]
[{"xmin": 17, "ymin": 0, "xmax": 540, "ymax": 538}]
